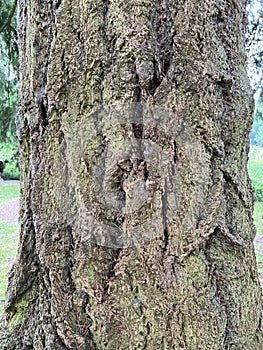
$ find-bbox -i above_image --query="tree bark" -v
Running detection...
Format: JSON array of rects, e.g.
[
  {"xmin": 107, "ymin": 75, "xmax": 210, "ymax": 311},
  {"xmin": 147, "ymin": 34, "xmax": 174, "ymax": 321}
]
[{"xmin": 1, "ymin": 0, "xmax": 262, "ymax": 349}]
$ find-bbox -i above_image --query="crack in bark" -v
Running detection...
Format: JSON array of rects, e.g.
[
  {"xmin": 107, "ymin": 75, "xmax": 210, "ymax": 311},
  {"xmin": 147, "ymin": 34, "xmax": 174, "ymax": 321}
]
[
  {"xmin": 134, "ymin": 72, "xmax": 142, "ymax": 102},
  {"xmin": 222, "ymin": 170, "xmax": 252, "ymax": 208},
  {"xmin": 142, "ymin": 322, "xmax": 151, "ymax": 350},
  {"xmin": 147, "ymin": 60, "xmax": 162, "ymax": 97},
  {"xmin": 101, "ymin": 248, "xmax": 121, "ymax": 304},
  {"xmin": 64, "ymin": 225, "xmax": 76, "ymax": 293},
  {"xmin": 2, "ymin": 0, "xmax": 262, "ymax": 348},
  {"xmin": 156, "ymin": 1, "xmax": 177, "ymax": 79},
  {"xmin": 54, "ymin": 0, "xmax": 62, "ymax": 10},
  {"xmin": 161, "ymin": 178, "xmax": 169, "ymax": 260}
]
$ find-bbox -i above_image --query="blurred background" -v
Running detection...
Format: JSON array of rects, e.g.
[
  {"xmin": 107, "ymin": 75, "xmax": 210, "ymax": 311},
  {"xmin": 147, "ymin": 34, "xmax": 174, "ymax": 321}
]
[{"xmin": 0, "ymin": 0, "xmax": 18, "ymax": 180}]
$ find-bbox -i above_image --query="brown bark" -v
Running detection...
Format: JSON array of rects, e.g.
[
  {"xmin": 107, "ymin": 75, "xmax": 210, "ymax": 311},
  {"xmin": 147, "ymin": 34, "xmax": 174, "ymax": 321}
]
[{"xmin": 0, "ymin": 0, "xmax": 262, "ymax": 349}]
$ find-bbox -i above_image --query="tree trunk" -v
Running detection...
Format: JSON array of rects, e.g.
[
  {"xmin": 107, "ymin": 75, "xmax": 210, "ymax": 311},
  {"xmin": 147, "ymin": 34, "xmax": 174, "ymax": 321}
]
[{"xmin": 1, "ymin": 0, "xmax": 262, "ymax": 349}]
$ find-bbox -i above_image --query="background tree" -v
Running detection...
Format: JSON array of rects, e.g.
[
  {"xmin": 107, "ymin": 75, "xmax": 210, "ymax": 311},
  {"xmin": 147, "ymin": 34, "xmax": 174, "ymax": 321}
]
[
  {"xmin": 247, "ymin": 0, "xmax": 263, "ymax": 142},
  {"xmin": 0, "ymin": 0, "xmax": 18, "ymax": 142},
  {"xmin": 0, "ymin": 0, "xmax": 19, "ymax": 179},
  {"xmin": 247, "ymin": 0, "xmax": 263, "ymax": 92},
  {"xmin": 0, "ymin": 1, "xmax": 263, "ymax": 349}
]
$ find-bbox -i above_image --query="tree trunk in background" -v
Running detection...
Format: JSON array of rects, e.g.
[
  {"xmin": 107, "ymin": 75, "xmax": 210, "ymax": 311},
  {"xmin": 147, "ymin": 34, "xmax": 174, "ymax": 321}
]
[{"xmin": 0, "ymin": 0, "xmax": 262, "ymax": 349}]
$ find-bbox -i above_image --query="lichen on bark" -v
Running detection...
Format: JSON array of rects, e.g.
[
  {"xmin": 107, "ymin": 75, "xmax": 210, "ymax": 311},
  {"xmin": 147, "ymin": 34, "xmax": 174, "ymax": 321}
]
[{"xmin": 0, "ymin": 0, "xmax": 262, "ymax": 349}]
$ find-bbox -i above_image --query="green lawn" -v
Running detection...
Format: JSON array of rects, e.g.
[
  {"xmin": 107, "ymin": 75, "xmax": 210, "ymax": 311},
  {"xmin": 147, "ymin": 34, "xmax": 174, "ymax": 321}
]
[
  {"xmin": 0, "ymin": 183, "xmax": 19, "ymax": 314},
  {"xmin": 254, "ymin": 202, "xmax": 263, "ymax": 237},
  {"xmin": 248, "ymin": 146, "xmax": 263, "ymax": 202},
  {"xmin": 0, "ymin": 184, "xmax": 20, "ymax": 207},
  {"xmin": 0, "ymin": 222, "xmax": 19, "ymax": 313},
  {"xmin": 254, "ymin": 202, "xmax": 263, "ymax": 276}
]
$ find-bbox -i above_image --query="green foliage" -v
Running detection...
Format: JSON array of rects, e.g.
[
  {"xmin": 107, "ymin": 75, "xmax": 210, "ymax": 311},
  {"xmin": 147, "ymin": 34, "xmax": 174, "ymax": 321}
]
[
  {"xmin": 250, "ymin": 90, "xmax": 263, "ymax": 146},
  {"xmin": 254, "ymin": 91, "xmax": 263, "ymax": 120},
  {"xmin": 0, "ymin": 0, "xmax": 18, "ymax": 142},
  {"xmin": 0, "ymin": 62, "xmax": 18, "ymax": 142},
  {"xmin": 248, "ymin": 146, "xmax": 263, "ymax": 202},
  {"xmin": 0, "ymin": 142, "xmax": 19, "ymax": 180},
  {"xmin": 250, "ymin": 119, "xmax": 263, "ymax": 147},
  {"xmin": 0, "ymin": 0, "xmax": 18, "ymax": 66}
]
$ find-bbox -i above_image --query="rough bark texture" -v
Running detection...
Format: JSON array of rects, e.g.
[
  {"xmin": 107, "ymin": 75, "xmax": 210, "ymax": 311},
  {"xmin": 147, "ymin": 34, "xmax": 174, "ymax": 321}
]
[{"xmin": 0, "ymin": 0, "xmax": 263, "ymax": 349}]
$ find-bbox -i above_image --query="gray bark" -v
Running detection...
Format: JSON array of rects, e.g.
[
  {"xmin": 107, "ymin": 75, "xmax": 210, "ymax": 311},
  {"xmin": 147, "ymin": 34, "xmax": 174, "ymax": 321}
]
[{"xmin": 0, "ymin": 0, "xmax": 262, "ymax": 349}]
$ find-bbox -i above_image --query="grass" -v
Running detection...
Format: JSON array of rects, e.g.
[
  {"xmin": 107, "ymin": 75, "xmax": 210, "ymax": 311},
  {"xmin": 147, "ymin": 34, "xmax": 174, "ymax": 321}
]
[
  {"xmin": 0, "ymin": 222, "xmax": 18, "ymax": 314},
  {"xmin": 248, "ymin": 146, "xmax": 263, "ymax": 202},
  {"xmin": 0, "ymin": 183, "xmax": 19, "ymax": 314},
  {"xmin": 0, "ymin": 184, "xmax": 20, "ymax": 207}
]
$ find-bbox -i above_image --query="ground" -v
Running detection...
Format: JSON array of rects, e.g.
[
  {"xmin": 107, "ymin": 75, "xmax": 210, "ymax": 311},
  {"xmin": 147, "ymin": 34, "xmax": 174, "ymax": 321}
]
[{"xmin": 0, "ymin": 181, "xmax": 19, "ymax": 313}]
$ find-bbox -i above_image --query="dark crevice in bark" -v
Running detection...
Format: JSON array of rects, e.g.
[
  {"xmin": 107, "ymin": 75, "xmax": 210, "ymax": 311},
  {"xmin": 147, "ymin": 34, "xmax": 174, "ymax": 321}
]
[
  {"xmin": 222, "ymin": 170, "xmax": 250, "ymax": 209},
  {"xmin": 161, "ymin": 178, "xmax": 169, "ymax": 259},
  {"xmin": 155, "ymin": 0, "xmax": 176, "ymax": 80},
  {"xmin": 131, "ymin": 103, "xmax": 144, "ymax": 162},
  {"xmin": 173, "ymin": 140, "xmax": 178, "ymax": 165},
  {"xmin": 101, "ymin": 248, "xmax": 121, "ymax": 303},
  {"xmin": 65, "ymin": 225, "xmax": 76, "ymax": 293},
  {"xmin": 109, "ymin": 160, "xmax": 135, "ymax": 227},
  {"xmin": 2, "ymin": 0, "xmax": 261, "ymax": 348},
  {"xmin": 77, "ymin": 292, "xmax": 94, "ymax": 341},
  {"xmin": 220, "ymin": 224, "xmax": 246, "ymax": 247},
  {"xmin": 34, "ymin": 2, "xmax": 55, "ymax": 134},
  {"xmin": 125, "ymin": 268, "xmax": 134, "ymax": 292},
  {"xmin": 142, "ymin": 322, "xmax": 151, "ymax": 350},
  {"xmin": 102, "ymin": 0, "xmax": 110, "ymax": 44},
  {"xmin": 39, "ymin": 98, "xmax": 49, "ymax": 131},
  {"xmin": 58, "ymin": 129, "xmax": 64, "ymax": 145},
  {"xmin": 134, "ymin": 72, "xmax": 142, "ymax": 102},
  {"xmin": 131, "ymin": 123, "xmax": 144, "ymax": 139},
  {"xmin": 161, "ymin": 52, "xmax": 172, "ymax": 78},
  {"xmin": 180, "ymin": 313, "xmax": 188, "ymax": 348},
  {"xmin": 54, "ymin": 0, "xmax": 62, "ymax": 10},
  {"xmin": 196, "ymin": 213, "xmax": 208, "ymax": 229},
  {"xmin": 147, "ymin": 61, "xmax": 162, "ymax": 97},
  {"xmin": 170, "ymin": 255, "xmax": 178, "ymax": 275},
  {"xmin": 61, "ymin": 48, "xmax": 65, "ymax": 71},
  {"xmin": 217, "ymin": 76, "xmax": 233, "ymax": 91},
  {"xmin": 142, "ymin": 160, "xmax": 149, "ymax": 181},
  {"xmin": 53, "ymin": 333, "xmax": 70, "ymax": 350},
  {"xmin": 256, "ymin": 313, "xmax": 263, "ymax": 343}
]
